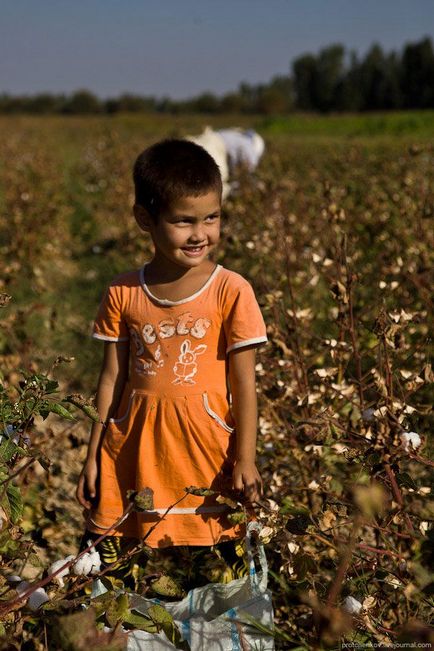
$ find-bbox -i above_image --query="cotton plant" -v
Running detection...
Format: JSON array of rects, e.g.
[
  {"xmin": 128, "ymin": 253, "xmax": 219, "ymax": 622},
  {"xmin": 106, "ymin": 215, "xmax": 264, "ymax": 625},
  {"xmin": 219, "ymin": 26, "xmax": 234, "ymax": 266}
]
[
  {"xmin": 342, "ymin": 596, "xmax": 363, "ymax": 615},
  {"xmin": 48, "ymin": 555, "xmax": 76, "ymax": 587},
  {"xmin": 71, "ymin": 544, "xmax": 101, "ymax": 577},
  {"xmin": 400, "ymin": 431, "xmax": 421, "ymax": 451},
  {"xmin": 7, "ymin": 577, "xmax": 50, "ymax": 612},
  {"xmin": 47, "ymin": 544, "xmax": 101, "ymax": 588}
]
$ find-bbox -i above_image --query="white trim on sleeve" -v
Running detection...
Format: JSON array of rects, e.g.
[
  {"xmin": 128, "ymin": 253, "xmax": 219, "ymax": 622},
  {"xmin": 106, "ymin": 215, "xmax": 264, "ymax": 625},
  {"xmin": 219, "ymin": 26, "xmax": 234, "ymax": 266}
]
[
  {"xmin": 226, "ymin": 336, "xmax": 268, "ymax": 354},
  {"xmin": 92, "ymin": 333, "xmax": 129, "ymax": 342}
]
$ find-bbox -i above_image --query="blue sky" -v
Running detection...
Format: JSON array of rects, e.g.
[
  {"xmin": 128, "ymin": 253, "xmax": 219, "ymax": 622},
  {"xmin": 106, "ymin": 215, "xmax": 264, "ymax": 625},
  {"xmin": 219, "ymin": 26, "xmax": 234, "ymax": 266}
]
[{"xmin": 1, "ymin": 0, "xmax": 433, "ymax": 99}]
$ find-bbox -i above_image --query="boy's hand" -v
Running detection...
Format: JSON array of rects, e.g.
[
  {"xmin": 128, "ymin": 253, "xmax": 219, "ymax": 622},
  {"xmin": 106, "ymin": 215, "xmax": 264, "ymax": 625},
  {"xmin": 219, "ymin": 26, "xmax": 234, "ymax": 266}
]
[
  {"xmin": 76, "ymin": 458, "xmax": 98, "ymax": 510},
  {"xmin": 232, "ymin": 460, "xmax": 263, "ymax": 504}
]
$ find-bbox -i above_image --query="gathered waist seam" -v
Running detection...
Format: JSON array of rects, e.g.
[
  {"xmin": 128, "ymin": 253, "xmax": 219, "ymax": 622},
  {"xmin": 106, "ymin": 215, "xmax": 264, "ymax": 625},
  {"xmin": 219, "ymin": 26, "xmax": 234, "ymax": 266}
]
[{"xmin": 127, "ymin": 388, "xmax": 226, "ymax": 398}]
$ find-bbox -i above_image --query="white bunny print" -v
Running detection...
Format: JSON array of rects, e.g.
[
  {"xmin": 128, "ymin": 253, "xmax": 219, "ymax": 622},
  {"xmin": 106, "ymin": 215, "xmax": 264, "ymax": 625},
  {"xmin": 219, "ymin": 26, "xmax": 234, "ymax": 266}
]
[{"xmin": 172, "ymin": 339, "xmax": 207, "ymax": 385}]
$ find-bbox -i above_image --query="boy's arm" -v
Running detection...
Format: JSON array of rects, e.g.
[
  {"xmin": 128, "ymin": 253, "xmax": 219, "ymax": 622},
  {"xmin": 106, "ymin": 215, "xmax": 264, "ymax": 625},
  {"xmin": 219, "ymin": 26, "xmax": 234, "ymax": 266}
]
[
  {"xmin": 76, "ymin": 340, "xmax": 129, "ymax": 509},
  {"xmin": 228, "ymin": 346, "xmax": 263, "ymax": 504}
]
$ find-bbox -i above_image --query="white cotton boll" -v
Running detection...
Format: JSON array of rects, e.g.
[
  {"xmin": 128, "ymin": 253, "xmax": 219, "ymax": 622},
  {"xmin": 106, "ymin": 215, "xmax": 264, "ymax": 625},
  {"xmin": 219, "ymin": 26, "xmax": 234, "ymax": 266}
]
[
  {"xmin": 49, "ymin": 555, "xmax": 75, "ymax": 587},
  {"xmin": 342, "ymin": 596, "xmax": 363, "ymax": 614},
  {"xmin": 72, "ymin": 548, "xmax": 101, "ymax": 576},
  {"xmin": 15, "ymin": 580, "xmax": 50, "ymax": 610},
  {"xmin": 72, "ymin": 553, "xmax": 93, "ymax": 576},
  {"xmin": 400, "ymin": 431, "xmax": 421, "ymax": 451},
  {"xmin": 16, "ymin": 581, "xmax": 31, "ymax": 596},
  {"xmin": 88, "ymin": 550, "xmax": 101, "ymax": 575},
  {"xmin": 28, "ymin": 588, "xmax": 50, "ymax": 610}
]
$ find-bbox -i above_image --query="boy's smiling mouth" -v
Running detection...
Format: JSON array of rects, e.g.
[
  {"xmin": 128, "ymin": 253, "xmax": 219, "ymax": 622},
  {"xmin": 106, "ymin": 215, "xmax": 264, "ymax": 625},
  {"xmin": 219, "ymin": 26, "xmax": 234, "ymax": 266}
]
[{"xmin": 181, "ymin": 245, "xmax": 207, "ymax": 256}]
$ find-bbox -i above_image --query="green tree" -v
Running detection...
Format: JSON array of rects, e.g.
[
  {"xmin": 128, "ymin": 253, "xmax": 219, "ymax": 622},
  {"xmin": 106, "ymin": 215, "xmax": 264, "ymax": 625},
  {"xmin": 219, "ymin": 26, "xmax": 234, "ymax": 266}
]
[
  {"xmin": 312, "ymin": 44, "xmax": 345, "ymax": 112},
  {"xmin": 62, "ymin": 90, "xmax": 102, "ymax": 114},
  {"xmin": 256, "ymin": 75, "xmax": 294, "ymax": 114},
  {"xmin": 401, "ymin": 37, "xmax": 434, "ymax": 108},
  {"xmin": 357, "ymin": 45, "xmax": 402, "ymax": 110},
  {"xmin": 189, "ymin": 92, "xmax": 221, "ymax": 113},
  {"xmin": 334, "ymin": 51, "xmax": 364, "ymax": 111},
  {"xmin": 105, "ymin": 93, "xmax": 156, "ymax": 113},
  {"xmin": 292, "ymin": 53, "xmax": 317, "ymax": 110}
]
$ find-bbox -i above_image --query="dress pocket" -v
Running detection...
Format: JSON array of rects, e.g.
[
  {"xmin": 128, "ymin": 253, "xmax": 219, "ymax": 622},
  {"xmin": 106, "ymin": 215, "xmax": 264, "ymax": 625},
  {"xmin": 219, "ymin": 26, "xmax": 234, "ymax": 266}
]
[
  {"xmin": 104, "ymin": 390, "xmax": 136, "ymax": 454},
  {"xmin": 202, "ymin": 392, "xmax": 235, "ymax": 433},
  {"xmin": 109, "ymin": 390, "xmax": 135, "ymax": 425}
]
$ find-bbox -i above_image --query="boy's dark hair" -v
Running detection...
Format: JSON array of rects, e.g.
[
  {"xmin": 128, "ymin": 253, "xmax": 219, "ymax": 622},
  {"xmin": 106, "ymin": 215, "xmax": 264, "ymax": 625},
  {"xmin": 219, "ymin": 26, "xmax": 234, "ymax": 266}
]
[{"xmin": 133, "ymin": 139, "xmax": 223, "ymax": 219}]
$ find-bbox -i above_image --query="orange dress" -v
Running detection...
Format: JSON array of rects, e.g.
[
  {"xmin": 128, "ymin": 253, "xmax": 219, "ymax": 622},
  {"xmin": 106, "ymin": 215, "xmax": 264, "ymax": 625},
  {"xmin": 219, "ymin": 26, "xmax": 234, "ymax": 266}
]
[{"xmin": 88, "ymin": 264, "xmax": 267, "ymax": 548}]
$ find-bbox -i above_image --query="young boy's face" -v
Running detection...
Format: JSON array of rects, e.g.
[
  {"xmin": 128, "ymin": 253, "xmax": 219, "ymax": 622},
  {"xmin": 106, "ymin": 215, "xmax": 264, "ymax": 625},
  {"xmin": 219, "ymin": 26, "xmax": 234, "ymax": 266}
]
[{"xmin": 135, "ymin": 191, "xmax": 221, "ymax": 270}]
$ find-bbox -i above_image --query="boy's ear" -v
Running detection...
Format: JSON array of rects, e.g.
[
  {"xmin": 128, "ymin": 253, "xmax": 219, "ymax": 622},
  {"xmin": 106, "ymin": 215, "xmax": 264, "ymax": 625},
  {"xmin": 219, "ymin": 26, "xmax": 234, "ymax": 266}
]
[{"xmin": 133, "ymin": 204, "xmax": 153, "ymax": 232}]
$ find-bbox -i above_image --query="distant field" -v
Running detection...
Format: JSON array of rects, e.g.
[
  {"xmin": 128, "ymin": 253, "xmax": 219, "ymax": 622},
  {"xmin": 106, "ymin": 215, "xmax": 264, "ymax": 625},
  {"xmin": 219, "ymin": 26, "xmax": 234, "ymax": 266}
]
[
  {"xmin": 0, "ymin": 111, "xmax": 433, "ymax": 386},
  {"xmin": 2, "ymin": 109, "xmax": 434, "ymax": 147},
  {"xmin": 258, "ymin": 109, "xmax": 434, "ymax": 138}
]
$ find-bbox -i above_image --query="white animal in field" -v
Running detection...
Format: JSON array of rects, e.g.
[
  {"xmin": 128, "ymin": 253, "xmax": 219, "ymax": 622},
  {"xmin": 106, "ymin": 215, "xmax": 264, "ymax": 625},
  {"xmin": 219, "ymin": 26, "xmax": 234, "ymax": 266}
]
[
  {"xmin": 217, "ymin": 128, "xmax": 265, "ymax": 172},
  {"xmin": 186, "ymin": 127, "xmax": 230, "ymax": 199},
  {"xmin": 186, "ymin": 127, "xmax": 265, "ymax": 200}
]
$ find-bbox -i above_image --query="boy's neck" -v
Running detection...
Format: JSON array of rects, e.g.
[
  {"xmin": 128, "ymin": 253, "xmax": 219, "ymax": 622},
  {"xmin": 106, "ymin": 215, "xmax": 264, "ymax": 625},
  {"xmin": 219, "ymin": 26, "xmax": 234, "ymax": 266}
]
[{"xmin": 144, "ymin": 257, "xmax": 218, "ymax": 302}]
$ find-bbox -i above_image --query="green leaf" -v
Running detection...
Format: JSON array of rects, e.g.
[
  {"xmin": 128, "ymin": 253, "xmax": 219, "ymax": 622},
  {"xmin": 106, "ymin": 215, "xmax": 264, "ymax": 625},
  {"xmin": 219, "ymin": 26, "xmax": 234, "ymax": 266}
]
[
  {"xmin": 45, "ymin": 401, "xmax": 75, "ymax": 421},
  {"xmin": 0, "ymin": 529, "xmax": 20, "ymax": 556},
  {"xmin": 122, "ymin": 610, "xmax": 159, "ymax": 633},
  {"xmin": 0, "ymin": 439, "xmax": 27, "ymax": 463},
  {"xmin": 105, "ymin": 593, "xmax": 131, "ymax": 627},
  {"xmin": 100, "ymin": 575, "xmax": 125, "ymax": 592},
  {"xmin": 227, "ymin": 510, "xmax": 247, "ymax": 525},
  {"xmin": 184, "ymin": 486, "xmax": 216, "ymax": 497},
  {"xmin": 45, "ymin": 379, "xmax": 59, "ymax": 392},
  {"xmin": 150, "ymin": 574, "xmax": 184, "ymax": 598},
  {"xmin": 147, "ymin": 605, "xmax": 189, "ymax": 650},
  {"xmin": 64, "ymin": 394, "xmax": 101, "ymax": 422},
  {"xmin": 5, "ymin": 483, "xmax": 23, "ymax": 523},
  {"xmin": 127, "ymin": 487, "xmax": 155, "ymax": 511},
  {"xmin": 147, "ymin": 603, "xmax": 173, "ymax": 625}
]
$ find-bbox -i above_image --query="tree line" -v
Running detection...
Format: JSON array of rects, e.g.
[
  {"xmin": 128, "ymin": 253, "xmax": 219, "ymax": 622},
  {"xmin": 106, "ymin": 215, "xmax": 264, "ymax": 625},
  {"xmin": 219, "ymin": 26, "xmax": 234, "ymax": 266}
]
[{"xmin": 1, "ymin": 37, "xmax": 433, "ymax": 115}]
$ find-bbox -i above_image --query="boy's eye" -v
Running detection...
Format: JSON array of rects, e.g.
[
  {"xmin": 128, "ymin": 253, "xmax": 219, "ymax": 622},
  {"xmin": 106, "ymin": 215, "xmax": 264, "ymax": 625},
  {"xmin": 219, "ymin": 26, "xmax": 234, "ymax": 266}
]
[{"xmin": 174, "ymin": 215, "xmax": 219, "ymax": 224}]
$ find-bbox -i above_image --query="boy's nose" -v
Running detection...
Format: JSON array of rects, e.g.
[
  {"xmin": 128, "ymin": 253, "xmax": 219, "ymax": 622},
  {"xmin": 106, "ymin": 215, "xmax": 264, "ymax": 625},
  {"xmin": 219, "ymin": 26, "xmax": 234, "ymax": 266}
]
[{"xmin": 190, "ymin": 224, "xmax": 206, "ymax": 242}]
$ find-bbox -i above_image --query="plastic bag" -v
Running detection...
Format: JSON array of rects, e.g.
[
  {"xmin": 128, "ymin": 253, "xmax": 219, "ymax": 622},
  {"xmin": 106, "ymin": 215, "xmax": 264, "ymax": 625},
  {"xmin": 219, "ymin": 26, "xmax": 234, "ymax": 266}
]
[{"xmin": 126, "ymin": 521, "xmax": 274, "ymax": 650}]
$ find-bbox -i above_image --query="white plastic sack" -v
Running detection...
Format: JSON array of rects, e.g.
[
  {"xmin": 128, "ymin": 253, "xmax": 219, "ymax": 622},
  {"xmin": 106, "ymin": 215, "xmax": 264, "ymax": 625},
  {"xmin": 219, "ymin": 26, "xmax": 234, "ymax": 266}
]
[{"xmin": 127, "ymin": 521, "xmax": 274, "ymax": 650}]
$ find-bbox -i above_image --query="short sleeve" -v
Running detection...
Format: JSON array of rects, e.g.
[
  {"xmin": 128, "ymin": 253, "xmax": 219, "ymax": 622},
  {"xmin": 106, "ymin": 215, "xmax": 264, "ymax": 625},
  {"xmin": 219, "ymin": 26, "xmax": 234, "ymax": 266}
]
[
  {"xmin": 92, "ymin": 283, "xmax": 129, "ymax": 342},
  {"xmin": 223, "ymin": 279, "xmax": 267, "ymax": 354}
]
